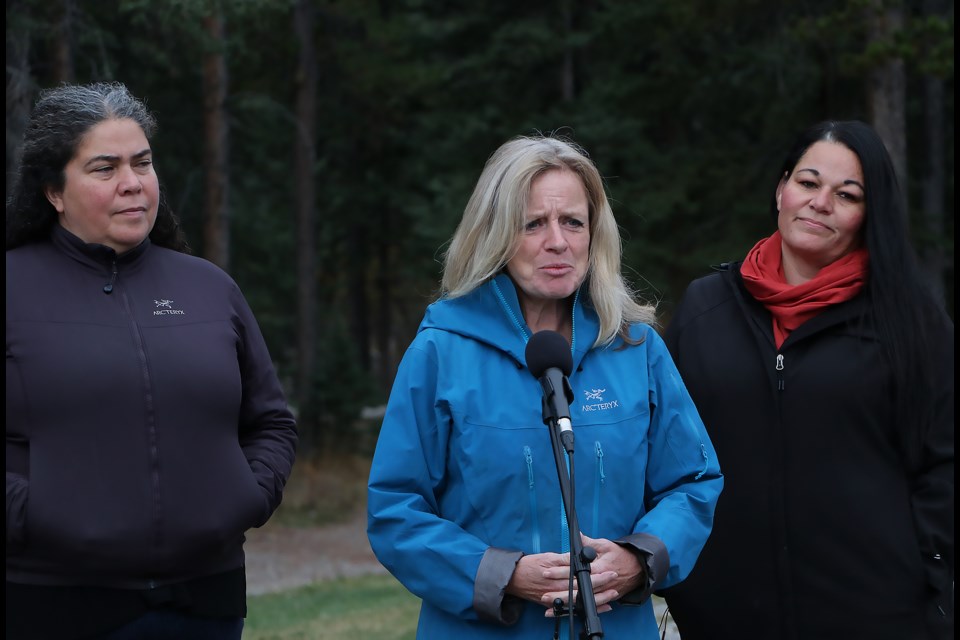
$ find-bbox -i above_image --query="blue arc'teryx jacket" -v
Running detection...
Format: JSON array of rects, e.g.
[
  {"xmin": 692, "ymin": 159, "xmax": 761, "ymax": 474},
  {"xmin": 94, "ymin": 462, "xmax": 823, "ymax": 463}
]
[{"xmin": 367, "ymin": 274, "xmax": 722, "ymax": 639}]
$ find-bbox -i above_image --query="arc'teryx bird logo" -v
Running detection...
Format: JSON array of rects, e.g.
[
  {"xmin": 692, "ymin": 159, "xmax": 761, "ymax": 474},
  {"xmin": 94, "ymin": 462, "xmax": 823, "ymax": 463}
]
[
  {"xmin": 153, "ymin": 299, "xmax": 185, "ymax": 316},
  {"xmin": 581, "ymin": 387, "xmax": 620, "ymax": 412}
]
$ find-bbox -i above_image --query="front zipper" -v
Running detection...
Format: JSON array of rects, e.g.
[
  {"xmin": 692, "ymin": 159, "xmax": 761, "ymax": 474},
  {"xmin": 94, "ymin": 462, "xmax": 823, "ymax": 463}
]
[
  {"xmin": 776, "ymin": 353, "xmax": 785, "ymax": 391},
  {"xmin": 492, "ymin": 279, "xmax": 529, "ymax": 342},
  {"xmin": 117, "ymin": 280, "xmax": 162, "ymax": 552},
  {"xmin": 492, "ymin": 277, "xmax": 581, "ymax": 361}
]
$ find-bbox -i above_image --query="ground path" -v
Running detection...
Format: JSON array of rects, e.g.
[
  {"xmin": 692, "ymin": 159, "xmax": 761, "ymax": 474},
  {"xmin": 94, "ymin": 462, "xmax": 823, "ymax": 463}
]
[{"xmin": 244, "ymin": 508, "xmax": 386, "ymax": 596}]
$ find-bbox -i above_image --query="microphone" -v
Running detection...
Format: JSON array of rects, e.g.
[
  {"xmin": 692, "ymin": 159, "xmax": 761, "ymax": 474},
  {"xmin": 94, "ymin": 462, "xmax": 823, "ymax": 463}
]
[{"xmin": 525, "ymin": 330, "xmax": 575, "ymax": 453}]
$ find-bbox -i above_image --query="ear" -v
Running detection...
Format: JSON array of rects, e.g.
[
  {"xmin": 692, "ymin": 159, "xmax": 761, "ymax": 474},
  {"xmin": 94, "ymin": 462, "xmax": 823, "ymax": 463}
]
[
  {"xmin": 44, "ymin": 185, "xmax": 65, "ymax": 214},
  {"xmin": 775, "ymin": 173, "xmax": 787, "ymax": 211}
]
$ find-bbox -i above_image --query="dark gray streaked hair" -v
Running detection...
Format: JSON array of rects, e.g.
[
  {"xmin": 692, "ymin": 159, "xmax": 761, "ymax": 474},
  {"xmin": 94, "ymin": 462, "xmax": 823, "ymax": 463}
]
[{"xmin": 6, "ymin": 81, "xmax": 187, "ymax": 251}]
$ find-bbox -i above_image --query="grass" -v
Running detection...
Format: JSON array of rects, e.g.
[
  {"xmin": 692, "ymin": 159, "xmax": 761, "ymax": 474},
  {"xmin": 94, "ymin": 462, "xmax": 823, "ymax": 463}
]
[
  {"xmin": 245, "ymin": 575, "xmax": 677, "ymax": 640},
  {"xmin": 244, "ymin": 451, "xmax": 421, "ymax": 639},
  {"xmin": 245, "ymin": 574, "xmax": 420, "ymax": 640}
]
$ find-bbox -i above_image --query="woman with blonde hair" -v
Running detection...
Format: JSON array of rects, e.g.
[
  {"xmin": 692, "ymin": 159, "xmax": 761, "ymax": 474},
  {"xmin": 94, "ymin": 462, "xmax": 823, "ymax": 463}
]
[{"xmin": 368, "ymin": 134, "xmax": 722, "ymax": 639}]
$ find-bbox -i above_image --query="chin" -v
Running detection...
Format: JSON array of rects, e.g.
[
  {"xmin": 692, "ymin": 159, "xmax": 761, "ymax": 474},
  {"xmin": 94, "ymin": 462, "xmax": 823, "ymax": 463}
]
[
  {"xmin": 113, "ymin": 235, "xmax": 150, "ymax": 251},
  {"xmin": 545, "ymin": 288, "xmax": 578, "ymax": 300}
]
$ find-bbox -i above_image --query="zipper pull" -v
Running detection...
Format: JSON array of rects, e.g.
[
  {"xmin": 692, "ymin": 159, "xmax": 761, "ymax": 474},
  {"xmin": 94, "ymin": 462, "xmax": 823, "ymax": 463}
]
[
  {"xmin": 776, "ymin": 354, "xmax": 784, "ymax": 391},
  {"xmin": 103, "ymin": 260, "xmax": 118, "ymax": 294}
]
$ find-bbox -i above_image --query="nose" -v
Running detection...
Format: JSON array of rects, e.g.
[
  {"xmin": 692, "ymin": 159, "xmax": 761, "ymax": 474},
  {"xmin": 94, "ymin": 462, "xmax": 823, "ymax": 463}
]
[
  {"xmin": 809, "ymin": 189, "xmax": 831, "ymax": 213},
  {"xmin": 117, "ymin": 165, "xmax": 143, "ymax": 194},
  {"xmin": 544, "ymin": 219, "xmax": 568, "ymax": 251}
]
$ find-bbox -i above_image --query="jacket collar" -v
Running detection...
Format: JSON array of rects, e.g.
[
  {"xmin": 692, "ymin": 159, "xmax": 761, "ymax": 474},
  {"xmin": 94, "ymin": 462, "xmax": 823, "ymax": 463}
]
[
  {"xmin": 51, "ymin": 224, "xmax": 151, "ymax": 271},
  {"xmin": 419, "ymin": 273, "xmax": 600, "ymax": 370}
]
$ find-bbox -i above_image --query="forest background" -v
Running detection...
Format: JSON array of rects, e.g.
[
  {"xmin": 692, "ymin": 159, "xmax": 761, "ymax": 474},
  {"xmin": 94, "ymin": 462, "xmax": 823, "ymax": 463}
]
[{"xmin": 6, "ymin": 0, "xmax": 954, "ymax": 457}]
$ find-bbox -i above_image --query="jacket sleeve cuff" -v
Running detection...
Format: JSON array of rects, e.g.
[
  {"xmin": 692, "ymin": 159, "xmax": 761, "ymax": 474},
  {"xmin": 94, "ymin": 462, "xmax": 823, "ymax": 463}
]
[
  {"xmin": 473, "ymin": 547, "xmax": 525, "ymax": 625},
  {"xmin": 613, "ymin": 532, "xmax": 669, "ymax": 605}
]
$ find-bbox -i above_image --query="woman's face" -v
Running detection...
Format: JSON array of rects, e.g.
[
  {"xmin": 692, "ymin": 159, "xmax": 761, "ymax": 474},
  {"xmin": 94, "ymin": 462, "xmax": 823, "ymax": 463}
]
[
  {"xmin": 776, "ymin": 140, "xmax": 866, "ymax": 274},
  {"xmin": 506, "ymin": 168, "xmax": 591, "ymax": 312},
  {"xmin": 45, "ymin": 118, "xmax": 159, "ymax": 254}
]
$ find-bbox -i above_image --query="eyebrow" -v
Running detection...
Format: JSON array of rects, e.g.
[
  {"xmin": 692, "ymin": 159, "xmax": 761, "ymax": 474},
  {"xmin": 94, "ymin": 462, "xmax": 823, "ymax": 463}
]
[
  {"xmin": 796, "ymin": 167, "xmax": 864, "ymax": 191},
  {"xmin": 81, "ymin": 148, "xmax": 152, "ymax": 169}
]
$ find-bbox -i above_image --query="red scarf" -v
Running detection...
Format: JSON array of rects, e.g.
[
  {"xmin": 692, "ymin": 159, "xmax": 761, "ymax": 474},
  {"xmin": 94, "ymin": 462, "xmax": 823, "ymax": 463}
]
[{"xmin": 741, "ymin": 231, "xmax": 869, "ymax": 348}]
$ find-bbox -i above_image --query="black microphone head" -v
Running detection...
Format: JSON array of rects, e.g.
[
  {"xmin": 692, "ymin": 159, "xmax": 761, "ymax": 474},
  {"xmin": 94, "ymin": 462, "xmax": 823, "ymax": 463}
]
[{"xmin": 525, "ymin": 330, "xmax": 573, "ymax": 378}]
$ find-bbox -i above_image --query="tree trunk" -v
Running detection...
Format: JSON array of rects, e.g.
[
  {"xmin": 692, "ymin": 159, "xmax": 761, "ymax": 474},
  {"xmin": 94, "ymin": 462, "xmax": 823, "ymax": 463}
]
[
  {"xmin": 5, "ymin": 14, "xmax": 32, "ymax": 199},
  {"xmin": 201, "ymin": 11, "xmax": 230, "ymax": 269},
  {"xmin": 293, "ymin": 0, "xmax": 318, "ymax": 435},
  {"xmin": 918, "ymin": 0, "xmax": 947, "ymax": 302},
  {"xmin": 53, "ymin": 0, "xmax": 75, "ymax": 83},
  {"xmin": 561, "ymin": 0, "xmax": 575, "ymax": 101},
  {"xmin": 866, "ymin": 0, "xmax": 907, "ymax": 217},
  {"xmin": 349, "ymin": 223, "xmax": 371, "ymax": 373},
  {"xmin": 376, "ymin": 237, "xmax": 392, "ymax": 396}
]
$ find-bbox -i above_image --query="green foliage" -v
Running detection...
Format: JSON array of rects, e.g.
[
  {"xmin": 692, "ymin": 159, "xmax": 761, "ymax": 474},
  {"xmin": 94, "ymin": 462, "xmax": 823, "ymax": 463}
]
[
  {"xmin": 6, "ymin": 0, "xmax": 954, "ymax": 449},
  {"xmin": 302, "ymin": 318, "xmax": 380, "ymax": 449},
  {"xmin": 908, "ymin": 14, "xmax": 955, "ymax": 76}
]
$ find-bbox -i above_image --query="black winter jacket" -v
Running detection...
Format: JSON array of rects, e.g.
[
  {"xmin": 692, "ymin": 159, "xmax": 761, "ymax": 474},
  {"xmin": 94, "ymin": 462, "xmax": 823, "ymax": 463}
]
[
  {"xmin": 6, "ymin": 226, "xmax": 298, "ymax": 588},
  {"xmin": 660, "ymin": 262, "xmax": 953, "ymax": 640}
]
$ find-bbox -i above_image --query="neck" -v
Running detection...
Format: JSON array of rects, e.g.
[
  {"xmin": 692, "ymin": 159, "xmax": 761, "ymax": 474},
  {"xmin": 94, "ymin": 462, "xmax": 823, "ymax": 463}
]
[
  {"xmin": 780, "ymin": 244, "xmax": 830, "ymax": 285},
  {"xmin": 522, "ymin": 300, "xmax": 572, "ymax": 342}
]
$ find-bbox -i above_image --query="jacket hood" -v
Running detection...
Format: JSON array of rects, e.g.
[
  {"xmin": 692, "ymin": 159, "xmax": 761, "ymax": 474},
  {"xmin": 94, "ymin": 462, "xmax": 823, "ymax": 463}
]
[{"xmin": 418, "ymin": 272, "xmax": 599, "ymax": 371}]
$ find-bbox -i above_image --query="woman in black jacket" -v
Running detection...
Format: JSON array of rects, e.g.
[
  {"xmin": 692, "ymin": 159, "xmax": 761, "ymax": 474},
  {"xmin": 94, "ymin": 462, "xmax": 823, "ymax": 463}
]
[
  {"xmin": 660, "ymin": 120, "xmax": 953, "ymax": 640},
  {"xmin": 6, "ymin": 82, "xmax": 298, "ymax": 640}
]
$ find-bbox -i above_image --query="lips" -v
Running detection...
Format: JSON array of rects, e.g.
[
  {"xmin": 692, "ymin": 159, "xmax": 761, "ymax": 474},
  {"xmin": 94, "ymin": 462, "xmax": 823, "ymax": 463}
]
[
  {"xmin": 540, "ymin": 264, "xmax": 573, "ymax": 275},
  {"xmin": 796, "ymin": 217, "xmax": 830, "ymax": 232}
]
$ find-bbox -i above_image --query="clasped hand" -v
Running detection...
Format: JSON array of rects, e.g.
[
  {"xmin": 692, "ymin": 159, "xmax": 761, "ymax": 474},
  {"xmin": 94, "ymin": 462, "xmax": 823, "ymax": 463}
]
[{"xmin": 504, "ymin": 534, "xmax": 646, "ymax": 617}]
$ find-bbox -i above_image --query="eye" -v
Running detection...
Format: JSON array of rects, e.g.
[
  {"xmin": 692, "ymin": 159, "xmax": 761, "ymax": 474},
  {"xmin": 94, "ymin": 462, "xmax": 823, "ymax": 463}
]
[
  {"xmin": 798, "ymin": 180, "xmax": 818, "ymax": 189},
  {"xmin": 837, "ymin": 191, "xmax": 863, "ymax": 203},
  {"xmin": 563, "ymin": 217, "xmax": 586, "ymax": 229},
  {"xmin": 524, "ymin": 218, "xmax": 543, "ymax": 231}
]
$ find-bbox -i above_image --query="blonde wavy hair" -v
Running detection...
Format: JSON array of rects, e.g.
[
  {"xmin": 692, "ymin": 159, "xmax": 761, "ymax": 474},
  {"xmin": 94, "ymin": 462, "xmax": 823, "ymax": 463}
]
[{"xmin": 440, "ymin": 135, "xmax": 656, "ymax": 347}]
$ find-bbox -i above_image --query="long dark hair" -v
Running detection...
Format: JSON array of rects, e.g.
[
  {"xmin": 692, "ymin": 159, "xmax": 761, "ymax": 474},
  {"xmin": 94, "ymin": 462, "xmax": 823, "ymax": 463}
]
[
  {"xmin": 6, "ymin": 81, "xmax": 189, "ymax": 252},
  {"xmin": 771, "ymin": 120, "xmax": 949, "ymax": 453}
]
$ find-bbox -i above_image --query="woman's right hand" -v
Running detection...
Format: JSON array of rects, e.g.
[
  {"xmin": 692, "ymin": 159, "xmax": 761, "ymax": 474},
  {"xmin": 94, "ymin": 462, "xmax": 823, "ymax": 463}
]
[{"xmin": 505, "ymin": 552, "xmax": 618, "ymax": 616}]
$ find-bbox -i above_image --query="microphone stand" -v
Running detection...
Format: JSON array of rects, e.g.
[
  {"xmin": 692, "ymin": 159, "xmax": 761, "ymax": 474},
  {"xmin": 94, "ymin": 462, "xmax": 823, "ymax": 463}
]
[{"xmin": 542, "ymin": 397, "xmax": 604, "ymax": 640}]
